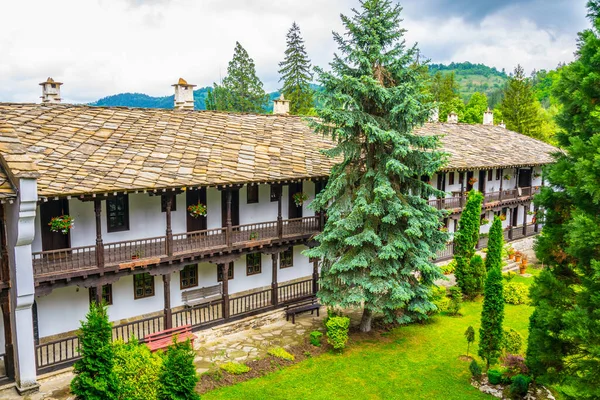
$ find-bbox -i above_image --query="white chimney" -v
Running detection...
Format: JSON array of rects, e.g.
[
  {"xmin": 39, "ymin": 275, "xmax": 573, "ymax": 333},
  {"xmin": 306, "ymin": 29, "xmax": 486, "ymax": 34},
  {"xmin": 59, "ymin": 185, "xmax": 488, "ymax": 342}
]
[
  {"xmin": 273, "ymin": 94, "xmax": 290, "ymax": 115},
  {"xmin": 447, "ymin": 111, "xmax": 458, "ymax": 124},
  {"xmin": 483, "ymin": 108, "xmax": 494, "ymax": 125},
  {"xmin": 39, "ymin": 77, "xmax": 62, "ymax": 104},
  {"xmin": 428, "ymin": 107, "xmax": 439, "ymax": 123},
  {"xmin": 499, "ymin": 120, "xmax": 506, "ymax": 129},
  {"xmin": 172, "ymin": 78, "xmax": 196, "ymax": 110}
]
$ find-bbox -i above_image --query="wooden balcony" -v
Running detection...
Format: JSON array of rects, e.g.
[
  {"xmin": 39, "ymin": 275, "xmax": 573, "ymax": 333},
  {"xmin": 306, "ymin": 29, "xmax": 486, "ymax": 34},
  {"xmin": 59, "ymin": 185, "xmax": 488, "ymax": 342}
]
[
  {"xmin": 428, "ymin": 186, "xmax": 540, "ymax": 211},
  {"xmin": 32, "ymin": 216, "xmax": 320, "ymax": 282}
]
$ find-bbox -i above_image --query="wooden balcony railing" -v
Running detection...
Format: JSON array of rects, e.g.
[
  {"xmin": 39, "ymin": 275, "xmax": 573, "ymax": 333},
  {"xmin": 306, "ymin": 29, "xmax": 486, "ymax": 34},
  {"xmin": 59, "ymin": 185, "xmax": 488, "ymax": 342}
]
[
  {"xmin": 32, "ymin": 216, "xmax": 320, "ymax": 280},
  {"xmin": 429, "ymin": 186, "xmax": 540, "ymax": 211}
]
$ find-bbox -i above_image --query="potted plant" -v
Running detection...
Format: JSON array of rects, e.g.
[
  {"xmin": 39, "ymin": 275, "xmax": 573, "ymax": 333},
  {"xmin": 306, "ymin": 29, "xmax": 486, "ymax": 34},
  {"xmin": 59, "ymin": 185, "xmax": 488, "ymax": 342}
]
[
  {"xmin": 499, "ymin": 213, "xmax": 507, "ymax": 221},
  {"xmin": 515, "ymin": 251, "xmax": 522, "ymax": 263},
  {"xmin": 468, "ymin": 177, "xmax": 478, "ymax": 186},
  {"xmin": 440, "ymin": 226, "xmax": 448, "ymax": 232},
  {"xmin": 480, "ymin": 218, "xmax": 490, "ymax": 226},
  {"xmin": 292, "ymin": 192, "xmax": 308, "ymax": 207},
  {"xmin": 48, "ymin": 215, "xmax": 74, "ymax": 234},
  {"xmin": 519, "ymin": 256, "xmax": 528, "ymax": 274},
  {"xmin": 507, "ymin": 246, "xmax": 515, "ymax": 260},
  {"xmin": 533, "ymin": 172, "xmax": 541, "ymax": 178},
  {"xmin": 187, "ymin": 202, "xmax": 207, "ymax": 218},
  {"xmin": 503, "ymin": 174, "xmax": 511, "ymax": 180},
  {"xmin": 249, "ymin": 231, "xmax": 259, "ymax": 240},
  {"xmin": 131, "ymin": 248, "xmax": 143, "ymax": 260}
]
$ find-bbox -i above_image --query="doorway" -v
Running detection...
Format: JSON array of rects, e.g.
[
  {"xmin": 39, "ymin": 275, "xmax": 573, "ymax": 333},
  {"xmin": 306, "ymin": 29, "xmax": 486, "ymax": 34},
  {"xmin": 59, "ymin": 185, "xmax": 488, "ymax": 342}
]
[{"xmin": 40, "ymin": 199, "xmax": 70, "ymax": 251}]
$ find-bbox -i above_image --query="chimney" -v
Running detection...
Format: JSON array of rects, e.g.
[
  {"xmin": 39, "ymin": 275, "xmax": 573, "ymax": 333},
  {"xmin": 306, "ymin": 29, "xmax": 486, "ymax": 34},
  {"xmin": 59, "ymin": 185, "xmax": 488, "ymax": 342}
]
[
  {"xmin": 39, "ymin": 77, "xmax": 63, "ymax": 104},
  {"xmin": 273, "ymin": 94, "xmax": 290, "ymax": 115},
  {"xmin": 483, "ymin": 108, "xmax": 494, "ymax": 125},
  {"xmin": 499, "ymin": 120, "xmax": 506, "ymax": 129},
  {"xmin": 172, "ymin": 78, "xmax": 196, "ymax": 110},
  {"xmin": 447, "ymin": 111, "xmax": 458, "ymax": 124},
  {"xmin": 428, "ymin": 107, "xmax": 439, "ymax": 123}
]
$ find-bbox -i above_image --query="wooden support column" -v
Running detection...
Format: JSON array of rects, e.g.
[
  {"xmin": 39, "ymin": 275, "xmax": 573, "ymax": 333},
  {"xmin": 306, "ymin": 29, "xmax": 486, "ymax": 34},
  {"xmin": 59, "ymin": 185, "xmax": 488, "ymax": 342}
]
[
  {"xmin": 163, "ymin": 274, "xmax": 172, "ymax": 329},
  {"xmin": 0, "ymin": 291, "xmax": 14, "ymax": 380},
  {"xmin": 312, "ymin": 258, "xmax": 319, "ymax": 295},
  {"xmin": 271, "ymin": 253, "xmax": 279, "ymax": 306},
  {"xmin": 534, "ymin": 205, "xmax": 540, "ymax": 233},
  {"xmin": 221, "ymin": 263, "xmax": 230, "ymax": 319},
  {"xmin": 459, "ymin": 172, "xmax": 465, "ymax": 208},
  {"xmin": 276, "ymin": 185, "xmax": 283, "ymax": 239},
  {"xmin": 225, "ymin": 190, "xmax": 232, "ymax": 247},
  {"xmin": 165, "ymin": 195, "xmax": 173, "ymax": 257},
  {"xmin": 94, "ymin": 199, "xmax": 105, "ymax": 270},
  {"xmin": 509, "ymin": 207, "xmax": 515, "ymax": 240},
  {"xmin": 499, "ymin": 168, "xmax": 504, "ymax": 201},
  {"xmin": 522, "ymin": 203, "xmax": 528, "ymax": 236}
]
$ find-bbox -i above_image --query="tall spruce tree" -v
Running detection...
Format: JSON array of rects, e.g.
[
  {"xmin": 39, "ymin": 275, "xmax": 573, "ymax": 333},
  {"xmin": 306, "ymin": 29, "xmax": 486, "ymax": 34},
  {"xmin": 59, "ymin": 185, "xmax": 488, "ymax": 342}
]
[
  {"xmin": 479, "ymin": 216, "xmax": 505, "ymax": 368},
  {"xmin": 453, "ymin": 190, "xmax": 484, "ymax": 297},
  {"xmin": 526, "ymin": 2, "xmax": 600, "ymax": 397},
  {"xmin": 278, "ymin": 22, "xmax": 314, "ymax": 115},
  {"xmin": 212, "ymin": 42, "xmax": 269, "ymax": 113},
  {"xmin": 306, "ymin": 0, "xmax": 448, "ymax": 333},
  {"xmin": 70, "ymin": 302, "xmax": 118, "ymax": 400}
]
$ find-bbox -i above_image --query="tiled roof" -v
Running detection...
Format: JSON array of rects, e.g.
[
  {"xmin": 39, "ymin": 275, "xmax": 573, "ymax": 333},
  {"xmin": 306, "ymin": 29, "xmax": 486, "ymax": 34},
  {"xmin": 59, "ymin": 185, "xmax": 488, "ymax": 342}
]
[{"xmin": 0, "ymin": 103, "xmax": 559, "ymax": 198}]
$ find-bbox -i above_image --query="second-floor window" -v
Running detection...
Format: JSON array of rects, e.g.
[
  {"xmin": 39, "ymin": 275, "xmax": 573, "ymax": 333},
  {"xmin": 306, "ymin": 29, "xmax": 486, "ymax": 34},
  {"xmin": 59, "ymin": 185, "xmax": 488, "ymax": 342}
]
[
  {"xmin": 161, "ymin": 194, "xmax": 177, "ymax": 212},
  {"xmin": 488, "ymin": 170, "xmax": 493, "ymax": 181},
  {"xmin": 496, "ymin": 169, "xmax": 501, "ymax": 180},
  {"xmin": 107, "ymin": 194, "xmax": 129, "ymax": 232},
  {"xmin": 134, "ymin": 273, "xmax": 154, "ymax": 299},
  {"xmin": 280, "ymin": 248, "xmax": 293, "ymax": 268},
  {"xmin": 217, "ymin": 262, "xmax": 234, "ymax": 281},
  {"xmin": 246, "ymin": 253, "xmax": 262, "ymax": 275},
  {"xmin": 247, "ymin": 185, "xmax": 259, "ymax": 204},
  {"xmin": 180, "ymin": 265, "xmax": 198, "ymax": 289},
  {"xmin": 89, "ymin": 284, "xmax": 113, "ymax": 305},
  {"xmin": 270, "ymin": 185, "xmax": 279, "ymax": 202},
  {"xmin": 448, "ymin": 172, "xmax": 455, "ymax": 186}
]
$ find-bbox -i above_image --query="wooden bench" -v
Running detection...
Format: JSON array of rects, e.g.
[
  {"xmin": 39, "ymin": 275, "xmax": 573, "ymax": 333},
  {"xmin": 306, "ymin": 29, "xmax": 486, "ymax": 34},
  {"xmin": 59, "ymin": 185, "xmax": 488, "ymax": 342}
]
[
  {"xmin": 285, "ymin": 298, "xmax": 321, "ymax": 324},
  {"xmin": 145, "ymin": 324, "xmax": 196, "ymax": 352},
  {"xmin": 182, "ymin": 284, "xmax": 222, "ymax": 307}
]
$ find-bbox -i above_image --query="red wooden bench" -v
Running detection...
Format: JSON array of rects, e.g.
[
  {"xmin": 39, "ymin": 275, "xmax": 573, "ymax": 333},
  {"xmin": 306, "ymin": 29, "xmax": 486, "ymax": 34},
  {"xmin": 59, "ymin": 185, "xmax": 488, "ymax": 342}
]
[{"xmin": 145, "ymin": 324, "xmax": 196, "ymax": 352}]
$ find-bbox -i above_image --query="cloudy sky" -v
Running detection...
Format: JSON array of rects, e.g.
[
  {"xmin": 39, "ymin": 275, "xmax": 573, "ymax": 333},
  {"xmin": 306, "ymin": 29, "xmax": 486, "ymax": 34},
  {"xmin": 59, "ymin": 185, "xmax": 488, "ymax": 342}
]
[{"xmin": 0, "ymin": 0, "xmax": 589, "ymax": 103}]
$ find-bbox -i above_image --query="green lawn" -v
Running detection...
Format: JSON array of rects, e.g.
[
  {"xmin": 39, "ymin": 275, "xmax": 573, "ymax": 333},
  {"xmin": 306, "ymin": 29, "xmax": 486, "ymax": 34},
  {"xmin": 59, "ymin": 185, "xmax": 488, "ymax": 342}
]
[{"xmin": 204, "ymin": 272, "xmax": 538, "ymax": 400}]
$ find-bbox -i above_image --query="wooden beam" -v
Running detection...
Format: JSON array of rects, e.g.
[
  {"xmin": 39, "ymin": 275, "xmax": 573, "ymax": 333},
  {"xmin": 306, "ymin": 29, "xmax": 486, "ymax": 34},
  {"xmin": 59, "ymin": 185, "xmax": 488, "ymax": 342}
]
[
  {"xmin": 163, "ymin": 274, "xmax": 172, "ymax": 329},
  {"xmin": 271, "ymin": 253, "xmax": 279, "ymax": 306}
]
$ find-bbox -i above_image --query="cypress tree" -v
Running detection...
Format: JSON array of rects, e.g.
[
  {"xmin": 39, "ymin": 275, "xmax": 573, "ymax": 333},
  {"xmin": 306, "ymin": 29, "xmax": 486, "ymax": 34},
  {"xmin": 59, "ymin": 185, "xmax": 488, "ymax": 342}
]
[
  {"xmin": 212, "ymin": 42, "xmax": 269, "ymax": 113},
  {"xmin": 479, "ymin": 216, "xmax": 505, "ymax": 368},
  {"xmin": 70, "ymin": 302, "xmax": 118, "ymax": 400},
  {"xmin": 158, "ymin": 340, "xmax": 200, "ymax": 400},
  {"xmin": 278, "ymin": 22, "xmax": 314, "ymax": 115},
  {"xmin": 463, "ymin": 254, "xmax": 486, "ymax": 299},
  {"xmin": 485, "ymin": 215, "xmax": 504, "ymax": 272},
  {"xmin": 526, "ymin": 2, "xmax": 600, "ymax": 397},
  {"xmin": 453, "ymin": 190, "xmax": 483, "ymax": 296},
  {"xmin": 306, "ymin": 0, "xmax": 448, "ymax": 333}
]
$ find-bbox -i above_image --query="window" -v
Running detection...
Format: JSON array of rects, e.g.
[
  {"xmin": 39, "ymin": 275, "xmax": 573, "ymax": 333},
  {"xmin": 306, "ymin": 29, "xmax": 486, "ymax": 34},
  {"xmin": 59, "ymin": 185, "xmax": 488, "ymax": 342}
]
[
  {"xmin": 280, "ymin": 248, "xmax": 293, "ymax": 268},
  {"xmin": 161, "ymin": 194, "xmax": 177, "ymax": 212},
  {"xmin": 247, "ymin": 185, "xmax": 259, "ymax": 204},
  {"xmin": 496, "ymin": 169, "xmax": 501, "ymax": 180},
  {"xmin": 133, "ymin": 273, "xmax": 155, "ymax": 299},
  {"xmin": 180, "ymin": 265, "xmax": 198, "ymax": 289},
  {"xmin": 217, "ymin": 262, "xmax": 234, "ymax": 282},
  {"xmin": 270, "ymin": 185, "xmax": 280, "ymax": 202},
  {"xmin": 458, "ymin": 172, "xmax": 464, "ymax": 184},
  {"xmin": 89, "ymin": 284, "xmax": 113, "ymax": 305},
  {"xmin": 246, "ymin": 253, "xmax": 262, "ymax": 275},
  {"xmin": 448, "ymin": 172, "xmax": 455, "ymax": 186},
  {"xmin": 107, "ymin": 194, "xmax": 129, "ymax": 232},
  {"xmin": 488, "ymin": 170, "xmax": 493, "ymax": 181}
]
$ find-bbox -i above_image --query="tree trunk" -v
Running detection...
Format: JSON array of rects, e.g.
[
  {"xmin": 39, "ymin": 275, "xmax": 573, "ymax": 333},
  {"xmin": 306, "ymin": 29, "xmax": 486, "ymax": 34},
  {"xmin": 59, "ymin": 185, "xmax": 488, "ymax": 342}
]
[{"xmin": 360, "ymin": 308, "xmax": 373, "ymax": 333}]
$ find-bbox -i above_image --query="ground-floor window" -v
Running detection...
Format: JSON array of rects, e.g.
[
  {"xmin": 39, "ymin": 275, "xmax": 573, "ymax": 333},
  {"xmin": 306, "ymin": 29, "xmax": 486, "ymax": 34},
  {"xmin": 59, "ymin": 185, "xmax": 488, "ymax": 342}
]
[
  {"xmin": 246, "ymin": 253, "xmax": 262, "ymax": 275},
  {"xmin": 89, "ymin": 284, "xmax": 113, "ymax": 305},
  {"xmin": 280, "ymin": 248, "xmax": 293, "ymax": 268},
  {"xmin": 217, "ymin": 262, "xmax": 234, "ymax": 282},
  {"xmin": 134, "ymin": 273, "xmax": 155, "ymax": 299},
  {"xmin": 180, "ymin": 264, "xmax": 198, "ymax": 289}
]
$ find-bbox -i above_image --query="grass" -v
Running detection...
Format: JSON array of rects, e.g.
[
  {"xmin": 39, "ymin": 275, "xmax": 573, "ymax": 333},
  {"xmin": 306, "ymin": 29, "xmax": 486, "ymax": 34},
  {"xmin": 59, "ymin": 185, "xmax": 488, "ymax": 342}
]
[{"xmin": 203, "ymin": 272, "xmax": 539, "ymax": 400}]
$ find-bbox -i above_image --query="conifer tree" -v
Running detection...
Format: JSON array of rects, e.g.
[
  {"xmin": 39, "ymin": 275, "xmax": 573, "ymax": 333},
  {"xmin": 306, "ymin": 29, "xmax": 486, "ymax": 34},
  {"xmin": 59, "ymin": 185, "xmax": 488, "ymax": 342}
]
[
  {"xmin": 205, "ymin": 87, "xmax": 216, "ymax": 111},
  {"xmin": 431, "ymin": 71, "xmax": 465, "ymax": 121},
  {"xmin": 479, "ymin": 217, "xmax": 505, "ymax": 368},
  {"xmin": 212, "ymin": 42, "xmax": 269, "ymax": 113},
  {"xmin": 453, "ymin": 190, "xmax": 483, "ymax": 296},
  {"xmin": 462, "ymin": 92, "xmax": 488, "ymax": 124},
  {"xmin": 526, "ymin": 2, "xmax": 600, "ymax": 397},
  {"xmin": 70, "ymin": 302, "xmax": 118, "ymax": 400},
  {"xmin": 485, "ymin": 214, "xmax": 504, "ymax": 272},
  {"xmin": 158, "ymin": 340, "xmax": 200, "ymax": 400},
  {"xmin": 306, "ymin": 0, "xmax": 448, "ymax": 333},
  {"xmin": 278, "ymin": 22, "xmax": 314, "ymax": 115}
]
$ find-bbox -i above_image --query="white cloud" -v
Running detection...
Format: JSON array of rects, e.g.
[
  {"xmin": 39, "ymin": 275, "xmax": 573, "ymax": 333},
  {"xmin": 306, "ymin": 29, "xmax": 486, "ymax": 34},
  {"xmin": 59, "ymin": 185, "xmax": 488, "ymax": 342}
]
[{"xmin": 0, "ymin": 0, "xmax": 587, "ymax": 104}]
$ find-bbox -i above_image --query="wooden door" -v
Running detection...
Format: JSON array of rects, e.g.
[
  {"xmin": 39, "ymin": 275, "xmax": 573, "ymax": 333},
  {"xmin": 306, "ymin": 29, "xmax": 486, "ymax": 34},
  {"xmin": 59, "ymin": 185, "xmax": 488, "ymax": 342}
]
[
  {"xmin": 518, "ymin": 169, "xmax": 532, "ymax": 188},
  {"xmin": 186, "ymin": 188, "xmax": 207, "ymax": 232},
  {"xmin": 221, "ymin": 190, "xmax": 239, "ymax": 227},
  {"xmin": 40, "ymin": 199, "xmax": 70, "ymax": 251},
  {"xmin": 478, "ymin": 170, "xmax": 487, "ymax": 194},
  {"xmin": 288, "ymin": 183, "xmax": 303, "ymax": 219}
]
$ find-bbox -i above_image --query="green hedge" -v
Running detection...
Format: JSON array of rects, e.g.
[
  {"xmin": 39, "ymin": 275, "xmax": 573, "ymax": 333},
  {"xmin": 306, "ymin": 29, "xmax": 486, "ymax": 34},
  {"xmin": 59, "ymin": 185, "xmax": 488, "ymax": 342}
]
[{"xmin": 504, "ymin": 282, "xmax": 529, "ymax": 305}]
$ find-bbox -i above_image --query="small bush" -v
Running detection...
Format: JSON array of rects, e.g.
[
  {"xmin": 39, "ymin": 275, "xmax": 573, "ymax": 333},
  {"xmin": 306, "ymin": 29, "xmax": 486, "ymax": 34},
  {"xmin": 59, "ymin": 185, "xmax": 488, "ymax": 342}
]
[
  {"xmin": 113, "ymin": 338, "xmax": 162, "ymax": 400},
  {"xmin": 510, "ymin": 374, "xmax": 531, "ymax": 397},
  {"xmin": 268, "ymin": 347, "xmax": 295, "ymax": 361},
  {"xmin": 309, "ymin": 331, "xmax": 323, "ymax": 347},
  {"xmin": 429, "ymin": 285, "xmax": 449, "ymax": 313},
  {"xmin": 219, "ymin": 362, "xmax": 251, "ymax": 375},
  {"xmin": 157, "ymin": 339, "xmax": 200, "ymax": 400},
  {"xmin": 503, "ymin": 271, "xmax": 516, "ymax": 282},
  {"xmin": 487, "ymin": 369, "xmax": 503, "ymax": 385},
  {"xmin": 326, "ymin": 316, "xmax": 350, "ymax": 351},
  {"xmin": 502, "ymin": 328, "xmax": 523, "ymax": 354},
  {"xmin": 441, "ymin": 259, "xmax": 456, "ymax": 274},
  {"xmin": 502, "ymin": 354, "xmax": 529, "ymax": 377},
  {"xmin": 323, "ymin": 307, "xmax": 343, "ymax": 328},
  {"xmin": 447, "ymin": 286, "xmax": 463, "ymax": 316},
  {"xmin": 469, "ymin": 360, "xmax": 482, "ymax": 381},
  {"xmin": 504, "ymin": 282, "xmax": 529, "ymax": 305}
]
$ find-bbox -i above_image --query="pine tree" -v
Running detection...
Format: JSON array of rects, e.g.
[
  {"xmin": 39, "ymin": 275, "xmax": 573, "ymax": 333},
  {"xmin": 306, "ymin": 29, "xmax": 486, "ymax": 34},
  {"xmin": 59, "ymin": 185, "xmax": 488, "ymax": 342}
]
[
  {"xmin": 463, "ymin": 254, "xmax": 486, "ymax": 299},
  {"xmin": 453, "ymin": 190, "xmax": 483, "ymax": 297},
  {"xmin": 306, "ymin": 0, "xmax": 448, "ymax": 333},
  {"xmin": 526, "ymin": 2, "xmax": 600, "ymax": 397},
  {"xmin": 70, "ymin": 302, "xmax": 118, "ymax": 400},
  {"xmin": 479, "ymin": 217, "xmax": 505, "ymax": 368},
  {"xmin": 205, "ymin": 87, "xmax": 216, "ymax": 111},
  {"xmin": 431, "ymin": 71, "xmax": 465, "ymax": 121},
  {"xmin": 278, "ymin": 22, "xmax": 314, "ymax": 115},
  {"xmin": 158, "ymin": 339, "xmax": 200, "ymax": 400},
  {"xmin": 462, "ymin": 92, "xmax": 488, "ymax": 124},
  {"xmin": 212, "ymin": 42, "xmax": 269, "ymax": 113}
]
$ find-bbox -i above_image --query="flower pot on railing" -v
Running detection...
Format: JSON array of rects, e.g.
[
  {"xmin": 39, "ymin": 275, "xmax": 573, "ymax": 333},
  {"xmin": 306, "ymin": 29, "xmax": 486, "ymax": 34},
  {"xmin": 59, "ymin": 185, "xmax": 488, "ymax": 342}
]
[
  {"xmin": 292, "ymin": 192, "xmax": 308, "ymax": 207},
  {"xmin": 187, "ymin": 203, "xmax": 207, "ymax": 218},
  {"xmin": 48, "ymin": 215, "xmax": 74, "ymax": 235}
]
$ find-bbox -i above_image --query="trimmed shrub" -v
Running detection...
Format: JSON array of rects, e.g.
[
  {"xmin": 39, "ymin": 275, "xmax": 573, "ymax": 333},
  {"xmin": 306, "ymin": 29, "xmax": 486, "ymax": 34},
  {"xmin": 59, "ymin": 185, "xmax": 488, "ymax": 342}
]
[
  {"xmin": 113, "ymin": 339, "xmax": 162, "ymax": 400},
  {"xmin": 464, "ymin": 255, "xmax": 486, "ymax": 298},
  {"xmin": 158, "ymin": 339, "xmax": 200, "ymax": 400},
  {"xmin": 309, "ymin": 331, "xmax": 323, "ymax": 347},
  {"xmin": 503, "ymin": 282, "xmax": 529, "ymax": 305},
  {"xmin": 447, "ymin": 286, "xmax": 463, "ymax": 316},
  {"xmin": 502, "ymin": 328, "xmax": 523, "ymax": 354},
  {"xmin": 469, "ymin": 360, "xmax": 482, "ymax": 381},
  {"xmin": 487, "ymin": 369, "xmax": 503, "ymax": 385},
  {"xmin": 510, "ymin": 374, "xmax": 531, "ymax": 397},
  {"xmin": 326, "ymin": 316, "xmax": 350, "ymax": 351},
  {"xmin": 220, "ymin": 362, "xmax": 251, "ymax": 375},
  {"xmin": 268, "ymin": 347, "xmax": 295, "ymax": 361},
  {"xmin": 502, "ymin": 354, "xmax": 529, "ymax": 377}
]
